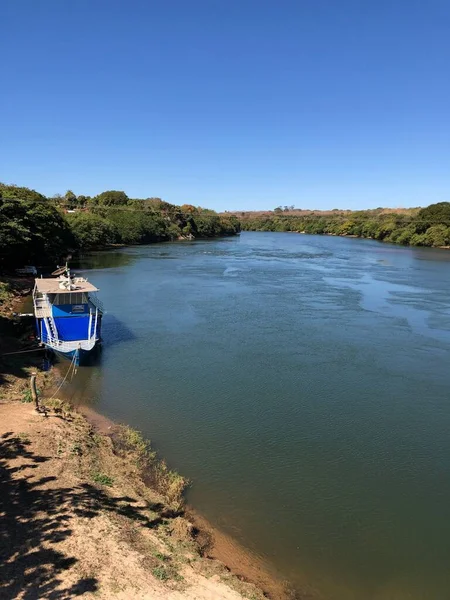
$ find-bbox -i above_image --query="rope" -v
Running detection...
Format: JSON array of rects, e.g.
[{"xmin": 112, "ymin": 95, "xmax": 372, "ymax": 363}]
[
  {"xmin": 48, "ymin": 350, "xmax": 78, "ymax": 400},
  {"xmin": 1, "ymin": 347, "xmax": 45, "ymax": 356}
]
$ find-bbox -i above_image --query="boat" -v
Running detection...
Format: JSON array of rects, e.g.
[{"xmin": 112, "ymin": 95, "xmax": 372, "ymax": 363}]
[
  {"xmin": 33, "ymin": 265, "xmax": 104, "ymax": 363},
  {"xmin": 15, "ymin": 265, "xmax": 38, "ymax": 276}
]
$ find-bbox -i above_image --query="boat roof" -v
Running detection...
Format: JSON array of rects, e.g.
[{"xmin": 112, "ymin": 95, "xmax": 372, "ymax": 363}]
[{"xmin": 34, "ymin": 278, "xmax": 99, "ymax": 294}]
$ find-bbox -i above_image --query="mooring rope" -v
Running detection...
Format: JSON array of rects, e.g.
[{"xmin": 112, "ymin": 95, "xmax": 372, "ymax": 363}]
[
  {"xmin": 48, "ymin": 350, "xmax": 78, "ymax": 400},
  {"xmin": 1, "ymin": 347, "xmax": 45, "ymax": 356}
]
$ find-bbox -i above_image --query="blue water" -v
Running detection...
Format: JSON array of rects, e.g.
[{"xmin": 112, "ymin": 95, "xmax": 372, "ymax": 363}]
[{"xmin": 68, "ymin": 233, "xmax": 450, "ymax": 599}]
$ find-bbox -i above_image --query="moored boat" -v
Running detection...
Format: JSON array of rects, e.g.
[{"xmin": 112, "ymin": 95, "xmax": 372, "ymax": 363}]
[{"xmin": 33, "ymin": 266, "xmax": 104, "ymax": 362}]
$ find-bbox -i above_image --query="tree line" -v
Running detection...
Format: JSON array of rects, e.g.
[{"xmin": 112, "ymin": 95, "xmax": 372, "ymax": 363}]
[
  {"xmin": 238, "ymin": 203, "xmax": 450, "ymax": 248},
  {"xmin": 0, "ymin": 184, "xmax": 240, "ymax": 268}
]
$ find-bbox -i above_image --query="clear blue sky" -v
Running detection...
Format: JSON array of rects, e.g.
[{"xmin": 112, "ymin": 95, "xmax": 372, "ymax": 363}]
[{"xmin": 1, "ymin": 0, "xmax": 449, "ymax": 211}]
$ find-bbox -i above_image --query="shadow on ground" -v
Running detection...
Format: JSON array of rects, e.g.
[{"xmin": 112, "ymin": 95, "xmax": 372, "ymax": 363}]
[
  {"xmin": 0, "ymin": 431, "xmax": 163, "ymax": 599},
  {"xmin": 0, "ymin": 315, "xmax": 41, "ymax": 385}
]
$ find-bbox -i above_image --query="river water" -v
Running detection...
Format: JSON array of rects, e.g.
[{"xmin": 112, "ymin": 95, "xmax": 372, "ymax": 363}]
[{"xmin": 66, "ymin": 232, "xmax": 450, "ymax": 599}]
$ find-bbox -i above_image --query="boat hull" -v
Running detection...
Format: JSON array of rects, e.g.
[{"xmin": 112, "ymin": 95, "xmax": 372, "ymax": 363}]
[{"xmin": 48, "ymin": 341, "xmax": 102, "ymax": 366}]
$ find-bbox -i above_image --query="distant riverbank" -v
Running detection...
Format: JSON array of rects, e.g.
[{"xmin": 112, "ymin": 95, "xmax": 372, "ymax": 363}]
[
  {"xmin": 295, "ymin": 228, "xmax": 450, "ymax": 248},
  {"xmin": 236, "ymin": 201, "xmax": 450, "ymax": 248}
]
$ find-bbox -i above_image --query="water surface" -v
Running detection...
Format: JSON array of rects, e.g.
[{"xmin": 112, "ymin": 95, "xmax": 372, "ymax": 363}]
[{"xmin": 66, "ymin": 233, "xmax": 450, "ymax": 599}]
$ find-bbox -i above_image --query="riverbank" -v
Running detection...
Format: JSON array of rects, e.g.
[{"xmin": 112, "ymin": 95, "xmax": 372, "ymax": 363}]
[
  {"xmin": 74, "ymin": 404, "xmax": 297, "ymax": 600},
  {"xmin": 0, "ymin": 397, "xmax": 269, "ymax": 599},
  {"xmin": 0, "ymin": 286, "xmax": 296, "ymax": 600},
  {"xmin": 237, "ymin": 202, "xmax": 450, "ymax": 249},
  {"xmin": 245, "ymin": 228, "xmax": 450, "ymax": 249},
  {"xmin": 294, "ymin": 230, "xmax": 450, "ymax": 248}
]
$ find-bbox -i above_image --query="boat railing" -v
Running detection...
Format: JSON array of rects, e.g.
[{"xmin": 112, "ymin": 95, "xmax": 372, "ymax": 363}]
[
  {"xmin": 88, "ymin": 307, "xmax": 99, "ymax": 343},
  {"xmin": 44, "ymin": 336, "xmax": 97, "ymax": 353},
  {"xmin": 34, "ymin": 295, "xmax": 52, "ymax": 318},
  {"xmin": 89, "ymin": 294, "xmax": 104, "ymax": 313}
]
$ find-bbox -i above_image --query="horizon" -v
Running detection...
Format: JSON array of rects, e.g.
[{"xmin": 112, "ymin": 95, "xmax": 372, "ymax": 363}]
[{"xmin": 2, "ymin": 1, "xmax": 449, "ymax": 211}]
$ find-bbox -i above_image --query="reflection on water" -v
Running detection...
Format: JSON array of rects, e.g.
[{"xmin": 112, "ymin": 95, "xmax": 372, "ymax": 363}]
[
  {"xmin": 63, "ymin": 234, "xmax": 450, "ymax": 600},
  {"xmin": 71, "ymin": 249, "xmax": 134, "ymax": 270},
  {"xmin": 101, "ymin": 314, "xmax": 136, "ymax": 347}
]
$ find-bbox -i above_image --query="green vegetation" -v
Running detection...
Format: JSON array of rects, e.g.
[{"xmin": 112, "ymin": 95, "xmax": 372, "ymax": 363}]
[
  {"xmin": 3, "ymin": 180, "xmax": 448, "ymax": 266},
  {"xmin": 0, "ymin": 282, "xmax": 11, "ymax": 304},
  {"xmin": 114, "ymin": 425, "xmax": 189, "ymax": 511},
  {"xmin": 152, "ymin": 566, "xmax": 170, "ymax": 581},
  {"xmin": 0, "ymin": 183, "xmax": 240, "ymax": 268},
  {"xmin": 0, "ymin": 185, "xmax": 75, "ymax": 267},
  {"xmin": 92, "ymin": 472, "xmax": 114, "ymax": 486},
  {"xmin": 22, "ymin": 388, "xmax": 40, "ymax": 404},
  {"xmin": 238, "ymin": 203, "xmax": 450, "ymax": 248}
]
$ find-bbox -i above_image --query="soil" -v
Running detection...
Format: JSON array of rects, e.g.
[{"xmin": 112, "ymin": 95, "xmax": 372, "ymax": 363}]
[{"xmin": 187, "ymin": 510, "xmax": 297, "ymax": 600}]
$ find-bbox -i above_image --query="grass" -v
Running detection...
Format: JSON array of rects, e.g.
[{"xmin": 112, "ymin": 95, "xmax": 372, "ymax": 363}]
[
  {"xmin": 92, "ymin": 472, "xmax": 114, "ymax": 486},
  {"xmin": 91, "ymin": 432, "xmax": 104, "ymax": 447},
  {"xmin": 22, "ymin": 388, "xmax": 40, "ymax": 403},
  {"xmin": 114, "ymin": 425, "xmax": 189, "ymax": 511},
  {"xmin": 151, "ymin": 554, "xmax": 184, "ymax": 584},
  {"xmin": 152, "ymin": 566, "xmax": 169, "ymax": 581},
  {"xmin": 0, "ymin": 281, "xmax": 12, "ymax": 305},
  {"xmin": 118, "ymin": 425, "xmax": 157, "ymax": 465},
  {"xmin": 153, "ymin": 551, "xmax": 169, "ymax": 562},
  {"xmin": 70, "ymin": 442, "xmax": 82, "ymax": 456}
]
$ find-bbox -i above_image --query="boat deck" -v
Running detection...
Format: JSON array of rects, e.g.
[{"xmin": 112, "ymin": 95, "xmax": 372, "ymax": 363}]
[{"xmin": 34, "ymin": 278, "xmax": 99, "ymax": 294}]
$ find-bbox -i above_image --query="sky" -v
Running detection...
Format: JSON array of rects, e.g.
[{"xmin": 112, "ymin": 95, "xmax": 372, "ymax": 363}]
[{"xmin": 1, "ymin": 0, "xmax": 449, "ymax": 211}]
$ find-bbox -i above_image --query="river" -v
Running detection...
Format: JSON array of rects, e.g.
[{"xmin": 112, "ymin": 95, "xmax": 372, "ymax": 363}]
[{"xmin": 64, "ymin": 232, "xmax": 450, "ymax": 599}]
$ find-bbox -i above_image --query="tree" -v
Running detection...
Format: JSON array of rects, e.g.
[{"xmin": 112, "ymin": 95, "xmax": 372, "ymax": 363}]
[
  {"xmin": 76, "ymin": 195, "xmax": 90, "ymax": 208},
  {"xmin": 64, "ymin": 190, "xmax": 77, "ymax": 209},
  {"xmin": 67, "ymin": 213, "xmax": 117, "ymax": 249},
  {"xmin": 0, "ymin": 196, "xmax": 75, "ymax": 267},
  {"xmin": 0, "ymin": 183, "xmax": 47, "ymax": 202},
  {"xmin": 95, "ymin": 190, "xmax": 129, "ymax": 206},
  {"xmin": 180, "ymin": 204, "xmax": 197, "ymax": 214},
  {"xmin": 417, "ymin": 202, "xmax": 450, "ymax": 227},
  {"xmin": 425, "ymin": 224, "xmax": 450, "ymax": 247}
]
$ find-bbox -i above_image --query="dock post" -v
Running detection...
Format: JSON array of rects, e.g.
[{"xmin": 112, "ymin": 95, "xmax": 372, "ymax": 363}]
[{"xmin": 30, "ymin": 373, "xmax": 39, "ymax": 412}]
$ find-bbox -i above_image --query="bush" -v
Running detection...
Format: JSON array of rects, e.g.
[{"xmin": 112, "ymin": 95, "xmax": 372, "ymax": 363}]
[
  {"xmin": 0, "ymin": 282, "xmax": 11, "ymax": 305},
  {"xmin": 92, "ymin": 472, "xmax": 114, "ymax": 486}
]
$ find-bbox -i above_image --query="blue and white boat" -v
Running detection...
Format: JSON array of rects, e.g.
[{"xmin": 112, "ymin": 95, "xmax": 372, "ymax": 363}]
[{"xmin": 33, "ymin": 266, "xmax": 103, "ymax": 362}]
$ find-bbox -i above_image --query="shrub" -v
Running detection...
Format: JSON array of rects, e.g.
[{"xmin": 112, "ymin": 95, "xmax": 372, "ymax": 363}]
[{"xmin": 92, "ymin": 472, "xmax": 114, "ymax": 486}]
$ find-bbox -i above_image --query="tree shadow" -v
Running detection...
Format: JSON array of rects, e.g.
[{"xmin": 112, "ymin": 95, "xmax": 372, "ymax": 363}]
[
  {"xmin": 0, "ymin": 315, "xmax": 42, "ymax": 386},
  {"xmin": 0, "ymin": 432, "xmax": 164, "ymax": 599}
]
